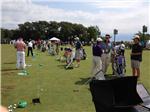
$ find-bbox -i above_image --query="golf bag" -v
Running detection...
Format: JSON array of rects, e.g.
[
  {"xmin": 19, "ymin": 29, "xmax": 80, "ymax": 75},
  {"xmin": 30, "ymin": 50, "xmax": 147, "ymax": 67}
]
[{"xmin": 113, "ymin": 48, "xmax": 126, "ymax": 76}]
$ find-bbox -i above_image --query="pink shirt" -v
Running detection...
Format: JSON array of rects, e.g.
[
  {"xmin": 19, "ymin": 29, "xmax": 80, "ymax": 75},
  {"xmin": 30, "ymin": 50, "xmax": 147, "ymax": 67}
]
[{"xmin": 15, "ymin": 40, "xmax": 26, "ymax": 51}]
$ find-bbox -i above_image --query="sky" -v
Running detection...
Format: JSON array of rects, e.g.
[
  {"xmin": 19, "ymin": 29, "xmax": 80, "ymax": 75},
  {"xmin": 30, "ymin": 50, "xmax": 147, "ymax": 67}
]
[{"xmin": 1, "ymin": 0, "xmax": 150, "ymax": 41}]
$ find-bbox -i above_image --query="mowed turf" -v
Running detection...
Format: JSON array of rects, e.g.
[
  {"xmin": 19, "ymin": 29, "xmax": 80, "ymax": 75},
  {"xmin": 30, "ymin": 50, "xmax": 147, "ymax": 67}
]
[{"xmin": 1, "ymin": 44, "xmax": 150, "ymax": 112}]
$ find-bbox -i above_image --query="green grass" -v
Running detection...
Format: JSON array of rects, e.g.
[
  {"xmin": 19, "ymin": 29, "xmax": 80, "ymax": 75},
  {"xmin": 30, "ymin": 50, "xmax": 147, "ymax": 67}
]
[{"xmin": 1, "ymin": 44, "xmax": 150, "ymax": 112}]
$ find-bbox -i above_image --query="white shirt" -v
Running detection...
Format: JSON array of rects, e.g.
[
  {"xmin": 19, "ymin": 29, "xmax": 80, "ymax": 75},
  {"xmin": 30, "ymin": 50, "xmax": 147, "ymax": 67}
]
[
  {"xmin": 114, "ymin": 45, "xmax": 120, "ymax": 51},
  {"xmin": 28, "ymin": 41, "xmax": 33, "ymax": 47}
]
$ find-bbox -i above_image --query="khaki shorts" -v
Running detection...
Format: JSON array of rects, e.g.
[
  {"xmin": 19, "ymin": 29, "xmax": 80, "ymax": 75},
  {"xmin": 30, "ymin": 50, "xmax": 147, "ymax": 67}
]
[
  {"xmin": 131, "ymin": 60, "xmax": 140, "ymax": 68},
  {"xmin": 75, "ymin": 49, "xmax": 81, "ymax": 59}
]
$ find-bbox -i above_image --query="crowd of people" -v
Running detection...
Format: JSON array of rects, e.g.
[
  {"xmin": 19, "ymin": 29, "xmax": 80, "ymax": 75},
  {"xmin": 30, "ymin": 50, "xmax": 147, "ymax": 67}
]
[
  {"xmin": 2, "ymin": 34, "xmax": 142, "ymax": 112},
  {"xmin": 91, "ymin": 34, "xmax": 143, "ymax": 78},
  {"xmin": 13, "ymin": 34, "xmax": 143, "ymax": 78},
  {"xmin": 13, "ymin": 36, "xmax": 86, "ymax": 69}
]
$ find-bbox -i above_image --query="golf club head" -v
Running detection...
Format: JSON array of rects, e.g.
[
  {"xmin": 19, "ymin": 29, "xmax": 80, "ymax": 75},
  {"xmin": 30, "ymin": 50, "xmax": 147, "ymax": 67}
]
[
  {"xmin": 95, "ymin": 71, "xmax": 105, "ymax": 80},
  {"xmin": 65, "ymin": 66, "xmax": 73, "ymax": 69}
]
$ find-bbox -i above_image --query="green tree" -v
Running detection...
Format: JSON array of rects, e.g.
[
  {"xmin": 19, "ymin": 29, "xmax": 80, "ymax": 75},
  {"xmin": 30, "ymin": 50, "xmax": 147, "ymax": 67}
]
[
  {"xmin": 1, "ymin": 28, "xmax": 13, "ymax": 40},
  {"xmin": 135, "ymin": 31, "xmax": 150, "ymax": 42},
  {"xmin": 87, "ymin": 26, "xmax": 100, "ymax": 41},
  {"xmin": 1, "ymin": 21, "xmax": 102, "ymax": 43}
]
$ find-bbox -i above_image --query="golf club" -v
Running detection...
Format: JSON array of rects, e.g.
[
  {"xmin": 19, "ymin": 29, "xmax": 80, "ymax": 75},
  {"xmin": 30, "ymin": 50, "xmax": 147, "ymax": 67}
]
[{"xmin": 73, "ymin": 70, "xmax": 105, "ymax": 92}]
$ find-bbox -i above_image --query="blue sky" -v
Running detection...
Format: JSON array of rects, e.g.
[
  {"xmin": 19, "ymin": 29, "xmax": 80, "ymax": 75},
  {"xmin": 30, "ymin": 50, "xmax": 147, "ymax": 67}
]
[{"xmin": 1, "ymin": 0, "xmax": 150, "ymax": 41}]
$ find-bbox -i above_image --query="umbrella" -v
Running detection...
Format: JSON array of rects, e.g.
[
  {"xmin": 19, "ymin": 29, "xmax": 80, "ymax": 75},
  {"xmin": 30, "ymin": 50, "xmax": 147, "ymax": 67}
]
[{"xmin": 49, "ymin": 37, "xmax": 60, "ymax": 41}]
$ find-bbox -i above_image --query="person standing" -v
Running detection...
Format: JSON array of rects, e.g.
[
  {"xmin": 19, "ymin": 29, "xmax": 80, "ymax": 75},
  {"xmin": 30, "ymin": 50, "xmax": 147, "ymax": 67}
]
[
  {"xmin": 101, "ymin": 34, "xmax": 112, "ymax": 74},
  {"xmin": 27, "ymin": 39, "xmax": 33, "ymax": 56},
  {"xmin": 91, "ymin": 38, "xmax": 103, "ymax": 76},
  {"xmin": 75, "ymin": 37, "xmax": 82, "ymax": 67},
  {"xmin": 14, "ymin": 37, "xmax": 26, "ymax": 69},
  {"xmin": 56, "ymin": 42, "xmax": 60, "ymax": 55},
  {"xmin": 131, "ymin": 35, "xmax": 143, "ymax": 77}
]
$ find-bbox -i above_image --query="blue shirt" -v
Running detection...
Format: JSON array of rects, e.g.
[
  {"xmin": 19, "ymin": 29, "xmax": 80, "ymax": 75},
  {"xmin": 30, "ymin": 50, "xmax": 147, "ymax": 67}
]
[
  {"xmin": 92, "ymin": 43, "xmax": 102, "ymax": 57},
  {"xmin": 75, "ymin": 41, "xmax": 82, "ymax": 50},
  {"xmin": 101, "ymin": 42, "xmax": 112, "ymax": 54}
]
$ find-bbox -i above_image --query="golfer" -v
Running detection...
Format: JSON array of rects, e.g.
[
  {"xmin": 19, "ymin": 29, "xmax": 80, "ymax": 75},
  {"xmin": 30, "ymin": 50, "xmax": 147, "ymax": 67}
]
[
  {"xmin": 27, "ymin": 39, "xmax": 33, "ymax": 57},
  {"xmin": 91, "ymin": 37, "xmax": 103, "ymax": 76},
  {"xmin": 101, "ymin": 34, "xmax": 112, "ymax": 74},
  {"xmin": 75, "ymin": 37, "xmax": 82, "ymax": 68},
  {"xmin": 14, "ymin": 37, "xmax": 26, "ymax": 69},
  {"xmin": 131, "ymin": 35, "xmax": 143, "ymax": 77}
]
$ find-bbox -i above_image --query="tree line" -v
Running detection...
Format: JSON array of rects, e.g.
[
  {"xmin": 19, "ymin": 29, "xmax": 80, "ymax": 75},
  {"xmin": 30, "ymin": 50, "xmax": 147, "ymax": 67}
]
[
  {"xmin": 1, "ymin": 21, "xmax": 150, "ymax": 46},
  {"xmin": 1, "ymin": 21, "xmax": 100, "ymax": 43}
]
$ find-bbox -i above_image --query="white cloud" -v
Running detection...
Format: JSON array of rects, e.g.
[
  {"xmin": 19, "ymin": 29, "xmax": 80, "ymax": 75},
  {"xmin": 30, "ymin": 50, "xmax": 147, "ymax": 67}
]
[
  {"xmin": 94, "ymin": 7, "xmax": 149, "ymax": 34},
  {"xmin": 1, "ymin": 0, "xmax": 149, "ymax": 36},
  {"xmin": 90, "ymin": 0, "xmax": 148, "ymax": 9}
]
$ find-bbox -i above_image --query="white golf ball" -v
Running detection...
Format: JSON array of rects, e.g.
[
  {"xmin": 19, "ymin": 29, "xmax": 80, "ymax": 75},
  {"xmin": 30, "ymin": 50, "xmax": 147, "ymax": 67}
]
[
  {"xmin": 9, "ymin": 109, "xmax": 13, "ymax": 112},
  {"xmin": 14, "ymin": 104, "xmax": 17, "ymax": 106},
  {"xmin": 8, "ymin": 105, "xmax": 12, "ymax": 108}
]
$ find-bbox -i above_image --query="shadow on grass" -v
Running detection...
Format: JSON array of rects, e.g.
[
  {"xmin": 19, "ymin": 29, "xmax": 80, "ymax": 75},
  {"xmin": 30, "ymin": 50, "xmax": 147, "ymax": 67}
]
[
  {"xmin": 1, "ymin": 72, "xmax": 15, "ymax": 75},
  {"xmin": 1, "ymin": 85, "xmax": 15, "ymax": 97},
  {"xmin": 1, "ymin": 85, "xmax": 16, "ymax": 94},
  {"xmin": 2, "ymin": 85, "xmax": 15, "ymax": 90},
  {"xmin": 57, "ymin": 64, "xmax": 66, "ymax": 69},
  {"xmin": 1, "ymin": 68, "xmax": 18, "ymax": 72},
  {"xmin": 3, "ymin": 62, "xmax": 16, "ymax": 64},
  {"xmin": 75, "ymin": 77, "xmax": 91, "ymax": 85},
  {"xmin": 105, "ymin": 74, "xmax": 120, "ymax": 80},
  {"xmin": 75, "ymin": 74, "xmax": 117, "ymax": 85}
]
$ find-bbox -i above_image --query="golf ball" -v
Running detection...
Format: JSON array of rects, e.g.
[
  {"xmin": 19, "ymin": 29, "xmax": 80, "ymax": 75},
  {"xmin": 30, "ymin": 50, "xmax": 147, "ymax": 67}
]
[
  {"xmin": 8, "ymin": 105, "xmax": 12, "ymax": 108},
  {"xmin": 14, "ymin": 104, "xmax": 17, "ymax": 106},
  {"xmin": 9, "ymin": 109, "xmax": 13, "ymax": 112}
]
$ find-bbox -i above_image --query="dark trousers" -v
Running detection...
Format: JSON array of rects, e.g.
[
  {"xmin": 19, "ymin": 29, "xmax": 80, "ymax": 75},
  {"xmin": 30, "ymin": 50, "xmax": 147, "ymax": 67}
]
[
  {"xmin": 121, "ymin": 50, "xmax": 125, "ymax": 56},
  {"xmin": 27, "ymin": 47, "xmax": 33, "ymax": 56}
]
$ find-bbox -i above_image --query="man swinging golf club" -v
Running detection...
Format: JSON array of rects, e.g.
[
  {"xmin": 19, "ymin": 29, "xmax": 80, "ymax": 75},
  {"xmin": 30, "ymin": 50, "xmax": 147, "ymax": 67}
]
[
  {"xmin": 73, "ymin": 38, "xmax": 105, "ymax": 92},
  {"xmin": 91, "ymin": 37, "xmax": 103, "ymax": 77}
]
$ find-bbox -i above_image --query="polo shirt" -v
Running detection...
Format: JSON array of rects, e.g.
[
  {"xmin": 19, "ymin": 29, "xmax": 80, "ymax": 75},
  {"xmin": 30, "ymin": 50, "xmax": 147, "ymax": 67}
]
[
  {"xmin": 131, "ymin": 43, "xmax": 142, "ymax": 61},
  {"xmin": 92, "ymin": 43, "xmax": 102, "ymax": 57}
]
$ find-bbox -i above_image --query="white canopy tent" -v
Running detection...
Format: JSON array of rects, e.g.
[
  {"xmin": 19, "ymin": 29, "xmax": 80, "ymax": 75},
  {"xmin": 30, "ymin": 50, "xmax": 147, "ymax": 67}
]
[{"xmin": 49, "ymin": 37, "xmax": 60, "ymax": 41}]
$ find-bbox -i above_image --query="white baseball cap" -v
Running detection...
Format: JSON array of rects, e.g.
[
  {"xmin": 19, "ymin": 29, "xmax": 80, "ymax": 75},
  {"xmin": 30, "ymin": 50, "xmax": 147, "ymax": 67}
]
[
  {"xmin": 75, "ymin": 37, "xmax": 79, "ymax": 40},
  {"xmin": 97, "ymin": 37, "xmax": 102, "ymax": 42},
  {"xmin": 133, "ymin": 35, "xmax": 140, "ymax": 40}
]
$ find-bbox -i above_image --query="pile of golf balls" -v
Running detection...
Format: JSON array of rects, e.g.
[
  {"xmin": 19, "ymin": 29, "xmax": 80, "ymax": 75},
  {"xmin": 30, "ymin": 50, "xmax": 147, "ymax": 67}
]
[{"xmin": 8, "ymin": 104, "xmax": 17, "ymax": 112}]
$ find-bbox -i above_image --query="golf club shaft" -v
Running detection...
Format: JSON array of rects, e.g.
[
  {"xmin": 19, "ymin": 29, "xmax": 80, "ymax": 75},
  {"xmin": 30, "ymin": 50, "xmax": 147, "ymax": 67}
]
[{"xmin": 74, "ymin": 70, "xmax": 104, "ymax": 92}]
